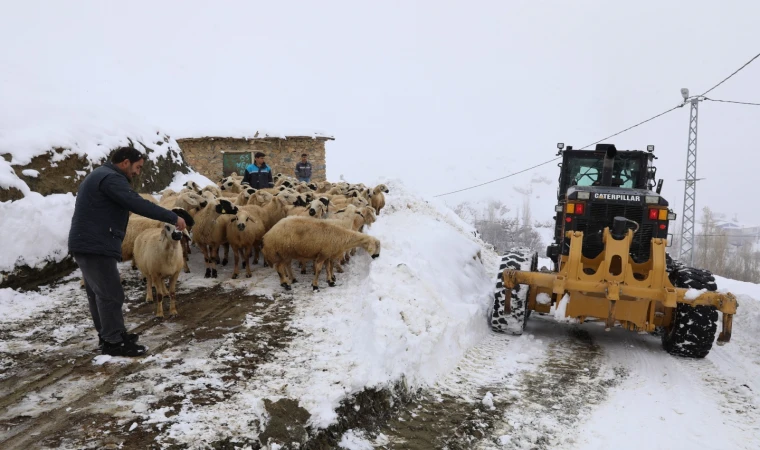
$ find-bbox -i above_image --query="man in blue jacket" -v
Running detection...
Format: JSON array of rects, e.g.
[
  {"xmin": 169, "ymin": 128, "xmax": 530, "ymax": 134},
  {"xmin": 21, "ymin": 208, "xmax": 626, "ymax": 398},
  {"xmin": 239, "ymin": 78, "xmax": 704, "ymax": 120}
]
[
  {"xmin": 242, "ymin": 152, "xmax": 274, "ymax": 189},
  {"xmin": 68, "ymin": 147, "xmax": 187, "ymax": 357}
]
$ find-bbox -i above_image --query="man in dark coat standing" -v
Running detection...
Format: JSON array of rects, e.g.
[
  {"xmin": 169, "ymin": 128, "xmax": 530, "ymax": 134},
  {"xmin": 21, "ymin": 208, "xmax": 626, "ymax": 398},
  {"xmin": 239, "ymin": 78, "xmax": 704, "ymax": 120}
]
[
  {"xmin": 242, "ymin": 152, "xmax": 274, "ymax": 189},
  {"xmin": 294, "ymin": 153, "xmax": 312, "ymax": 183},
  {"xmin": 68, "ymin": 147, "xmax": 187, "ymax": 357}
]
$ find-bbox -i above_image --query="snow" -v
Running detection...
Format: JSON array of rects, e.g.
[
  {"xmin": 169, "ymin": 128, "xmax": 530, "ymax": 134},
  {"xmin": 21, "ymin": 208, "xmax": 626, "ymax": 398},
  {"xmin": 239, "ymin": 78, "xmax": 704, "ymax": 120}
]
[
  {"xmin": 93, "ymin": 355, "xmax": 113, "ymax": 366},
  {"xmin": 0, "ymin": 170, "xmax": 215, "ymax": 274},
  {"xmin": 21, "ymin": 169, "xmax": 39, "ymax": 178},
  {"xmin": 684, "ymin": 288, "xmax": 706, "ymax": 300},
  {"xmin": 537, "ymin": 292, "xmax": 552, "ymax": 305},
  {"xmin": 173, "ymin": 127, "xmax": 333, "ymax": 141},
  {"xmin": 569, "ymin": 276, "xmax": 760, "ymax": 450},
  {"xmin": 552, "ymin": 293, "xmax": 575, "ymax": 323},
  {"xmin": 0, "ymin": 192, "xmax": 76, "ymax": 273},
  {"xmin": 0, "ymin": 100, "xmax": 181, "ymax": 167},
  {"xmin": 338, "ymin": 430, "xmax": 374, "ymax": 450},
  {"xmin": 481, "ymin": 391, "xmax": 495, "ymax": 410},
  {"xmin": 165, "ymin": 171, "xmax": 216, "ymax": 192}
]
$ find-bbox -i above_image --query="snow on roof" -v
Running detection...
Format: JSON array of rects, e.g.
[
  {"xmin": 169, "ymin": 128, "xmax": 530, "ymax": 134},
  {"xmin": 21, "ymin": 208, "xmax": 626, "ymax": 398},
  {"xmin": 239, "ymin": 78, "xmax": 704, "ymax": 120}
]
[
  {"xmin": 0, "ymin": 101, "xmax": 182, "ymax": 197},
  {"xmin": 175, "ymin": 127, "xmax": 334, "ymax": 140}
]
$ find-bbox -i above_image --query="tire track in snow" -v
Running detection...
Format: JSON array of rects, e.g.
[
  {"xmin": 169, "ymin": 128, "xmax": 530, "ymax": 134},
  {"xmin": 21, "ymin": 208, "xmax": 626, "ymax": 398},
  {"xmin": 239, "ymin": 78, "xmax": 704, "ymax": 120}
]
[
  {"xmin": 348, "ymin": 317, "xmax": 626, "ymax": 449},
  {"xmin": 561, "ymin": 321, "xmax": 760, "ymax": 450},
  {"xmin": 0, "ymin": 286, "xmax": 290, "ymax": 449}
]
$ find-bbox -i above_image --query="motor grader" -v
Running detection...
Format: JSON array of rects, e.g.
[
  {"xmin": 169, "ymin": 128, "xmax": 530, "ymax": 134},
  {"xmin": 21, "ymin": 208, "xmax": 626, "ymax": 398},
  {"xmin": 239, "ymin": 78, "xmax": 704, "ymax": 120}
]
[{"xmin": 490, "ymin": 143, "xmax": 736, "ymax": 358}]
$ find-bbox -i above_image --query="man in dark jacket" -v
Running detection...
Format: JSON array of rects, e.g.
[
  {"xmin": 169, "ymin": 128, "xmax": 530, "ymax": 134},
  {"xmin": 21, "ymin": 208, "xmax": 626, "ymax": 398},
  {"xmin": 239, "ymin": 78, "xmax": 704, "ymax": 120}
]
[
  {"xmin": 242, "ymin": 152, "xmax": 274, "ymax": 189},
  {"xmin": 294, "ymin": 153, "xmax": 312, "ymax": 183},
  {"xmin": 68, "ymin": 147, "xmax": 187, "ymax": 357}
]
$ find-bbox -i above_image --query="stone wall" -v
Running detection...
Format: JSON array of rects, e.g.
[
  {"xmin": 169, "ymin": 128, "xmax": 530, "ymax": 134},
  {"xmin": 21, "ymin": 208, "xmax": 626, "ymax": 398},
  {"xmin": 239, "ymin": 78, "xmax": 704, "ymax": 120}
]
[{"xmin": 177, "ymin": 136, "xmax": 331, "ymax": 182}]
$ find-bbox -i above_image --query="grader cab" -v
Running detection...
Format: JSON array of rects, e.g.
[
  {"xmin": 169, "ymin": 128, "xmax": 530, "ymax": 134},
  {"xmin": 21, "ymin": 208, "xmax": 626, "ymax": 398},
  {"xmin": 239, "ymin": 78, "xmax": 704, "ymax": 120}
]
[{"xmin": 490, "ymin": 143, "xmax": 736, "ymax": 358}]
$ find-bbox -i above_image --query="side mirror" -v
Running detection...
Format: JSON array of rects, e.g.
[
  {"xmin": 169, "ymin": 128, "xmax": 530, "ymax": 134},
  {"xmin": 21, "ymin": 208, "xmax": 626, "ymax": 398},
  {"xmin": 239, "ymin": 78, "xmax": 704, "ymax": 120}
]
[{"xmin": 656, "ymin": 179, "xmax": 663, "ymax": 194}]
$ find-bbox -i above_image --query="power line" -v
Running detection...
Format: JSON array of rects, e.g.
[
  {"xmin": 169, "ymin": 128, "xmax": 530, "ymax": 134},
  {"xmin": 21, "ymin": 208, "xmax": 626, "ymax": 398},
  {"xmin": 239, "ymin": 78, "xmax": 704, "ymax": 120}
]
[
  {"xmin": 700, "ymin": 52, "xmax": 760, "ymax": 97},
  {"xmin": 576, "ymin": 103, "xmax": 685, "ymax": 150},
  {"xmin": 433, "ymin": 103, "xmax": 684, "ymax": 197},
  {"xmin": 433, "ymin": 51, "xmax": 759, "ymax": 198},
  {"xmin": 704, "ymin": 97, "xmax": 760, "ymax": 107},
  {"xmin": 433, "ymin": 157, "xmax": 561, "ymax": 197}
]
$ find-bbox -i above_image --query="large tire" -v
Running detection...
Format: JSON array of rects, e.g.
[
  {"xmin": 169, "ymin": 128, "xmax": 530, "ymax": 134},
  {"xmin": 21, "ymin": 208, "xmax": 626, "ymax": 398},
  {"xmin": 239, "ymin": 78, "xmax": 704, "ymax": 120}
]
[
  {"xmin": 490, "ymin": 249, "xmax": 538, "ymax": 335},
  {"xmin": 662, "ymin": 263, "xmax": 719, "ymax": 358}
]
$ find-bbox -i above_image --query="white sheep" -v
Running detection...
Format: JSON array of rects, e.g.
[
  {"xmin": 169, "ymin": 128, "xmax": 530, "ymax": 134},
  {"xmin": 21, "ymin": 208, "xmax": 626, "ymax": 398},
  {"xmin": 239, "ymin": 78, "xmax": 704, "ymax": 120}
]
[
  {"xmin": 262, "ymin": 216, "xmax": 380, "ymax": 291},
  {"xmin": 133, "ymin": 223, "xmax": 185, "ymax": 318},
  {"xmin": 225, "ymin": 206, "xmax": 267, "ymax": 279}
]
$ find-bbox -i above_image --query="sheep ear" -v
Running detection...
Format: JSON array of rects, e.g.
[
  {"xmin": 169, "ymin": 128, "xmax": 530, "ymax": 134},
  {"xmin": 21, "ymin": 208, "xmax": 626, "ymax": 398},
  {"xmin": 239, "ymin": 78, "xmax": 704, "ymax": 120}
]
[{"xmin": 231, "ymin": 217, "xmax": 237, "ymax": 222}]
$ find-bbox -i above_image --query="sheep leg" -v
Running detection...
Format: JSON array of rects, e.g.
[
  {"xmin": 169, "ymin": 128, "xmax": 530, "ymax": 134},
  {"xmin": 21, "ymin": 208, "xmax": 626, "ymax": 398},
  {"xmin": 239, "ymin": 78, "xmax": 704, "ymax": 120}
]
[
  {"xmin": 168, "ymin": 272, "xmax": 180, "ymax": 317},
  {"xmin": 144, "ymin": 273, "xmax": 154, "ymax": 303},
  {"xmin": 154, "ymin": 276, "xmax": 165, "ymax": 318},
  {"xmin": 327, "ymin": 260, "xmax": 336, "ymax": 287},
  {"xmin": 275, "ymin": 262, "xmax": 291, "ymax": 290},
  {"xmin": 202, "ymin": 246, "xmax": 212, "ymax": 278},
  {"xmin": 288, "ymin": 262, "xmax": 297, "ymax": 283},
  {"xmin": 231, "ymin": 245, "xmax": 240, "ymax": 279},
  {"xmin": 300, "ymin": 261, "xmax": 307, "ymax": 275},
  {"xmin": 222, "ymin": 243, "xmax": 229, "ymax": 266},
  {"xmin": 243, "ymin": 248, "xmax": 252, "ymax": 278},
  {"xmin": 312, "ymin": 259, "xmax": 325, "ymax": 291},
  {"xmin": 182, "ymin": 236, "xmax": 191, "ymax": 273},
  {"xmin": 252, "ymin": 242, "xmax": 261, "ymax": 265},
  {"xmin": 210, "ymin": 246, "xmax": 219, "ymax": 278},
  {"xmin": 333, "ymin": 260, "xmax": 344, "ymax": 274}
]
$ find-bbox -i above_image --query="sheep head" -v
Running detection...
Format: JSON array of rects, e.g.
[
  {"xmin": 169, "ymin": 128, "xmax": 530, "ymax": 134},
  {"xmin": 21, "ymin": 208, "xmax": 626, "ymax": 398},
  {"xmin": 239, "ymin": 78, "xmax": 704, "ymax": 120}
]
[
  {"xmin": 308, "ymin": 199, "xmax": 327, "ymax": 217},
  {"xmin": 215, "ymin": 199, "xmax": 238, "ymax": 215},
  {"xmin": 365, "ymin": 237, "xmax": 381, "ymax": 259},
  {"xmin": 230, "ymin": 210, "xmax": 257, "ymax": 231},
  {"xmin": 220, "ymin": 179, "xmax": 237, "ymax": 191},
  {"xmin": 318, "ymin": 196, "xmax": 330, "ymax": 207},
  {"xmin": 276, "ymin": 190, "xmax": 301, "ymax": 206},
  {"xmin": 307, "ymin": 183, "xmax": 318, "ymax": 191},
  {"xmin": 375, "ymin": 184, "xmax": 389, "ymax": 194},
  {"xmin": 162, "ymin": 223, "xmax": 183, "ymax": 241},
  {"xmin": 171, "ymin": 207, "xmax": 196, "ymax": 230}
]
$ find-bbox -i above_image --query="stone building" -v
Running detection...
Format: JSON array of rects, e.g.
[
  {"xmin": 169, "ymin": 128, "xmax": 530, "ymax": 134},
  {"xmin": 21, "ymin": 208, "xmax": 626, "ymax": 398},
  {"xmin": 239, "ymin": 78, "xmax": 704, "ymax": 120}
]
[{"xmin": 177, "ymin": 132, "xmax": 333, "ymax": 182}]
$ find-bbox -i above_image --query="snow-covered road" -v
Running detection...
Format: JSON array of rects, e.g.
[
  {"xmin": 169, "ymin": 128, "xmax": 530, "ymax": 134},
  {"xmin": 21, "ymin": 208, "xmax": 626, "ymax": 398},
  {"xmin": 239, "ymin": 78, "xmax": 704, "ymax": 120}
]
[{"xmin": 2, "ymin": 181, "xmax": 759, "ymax": 449}]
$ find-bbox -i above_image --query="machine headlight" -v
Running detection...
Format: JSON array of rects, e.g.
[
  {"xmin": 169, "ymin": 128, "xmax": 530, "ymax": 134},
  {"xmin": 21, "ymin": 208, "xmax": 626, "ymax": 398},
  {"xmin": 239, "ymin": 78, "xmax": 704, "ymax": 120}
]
[
  {"xmin": 645, "ymin": 195, "xmax": 659, "ymax": 204},
  {"xmin": 577, "ymin": 192, "xmax": 590, "ymax": 200}
]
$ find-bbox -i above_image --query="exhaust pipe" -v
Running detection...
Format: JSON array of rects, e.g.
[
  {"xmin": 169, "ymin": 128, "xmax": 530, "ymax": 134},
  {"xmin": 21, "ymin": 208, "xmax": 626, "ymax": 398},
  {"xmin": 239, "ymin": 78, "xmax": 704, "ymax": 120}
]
[{"xmin": 596, "ymin": 144, "xmax": 617, "ymax": 186}]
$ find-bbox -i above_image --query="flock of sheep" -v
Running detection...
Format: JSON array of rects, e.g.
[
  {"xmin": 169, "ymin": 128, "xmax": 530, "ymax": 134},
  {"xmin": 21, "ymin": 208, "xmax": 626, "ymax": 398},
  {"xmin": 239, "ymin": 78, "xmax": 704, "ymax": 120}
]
[{"xmin": 123, "ymin": 172, "xmax": 389, "ymax": 317}]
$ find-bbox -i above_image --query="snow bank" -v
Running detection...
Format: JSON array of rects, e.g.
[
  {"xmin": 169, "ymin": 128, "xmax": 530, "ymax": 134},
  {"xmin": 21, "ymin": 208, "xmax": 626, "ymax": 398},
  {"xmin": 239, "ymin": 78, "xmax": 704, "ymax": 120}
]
[
  {"xmin": 0, "ymin": 170, "xmax": 210, "ymax": 274},
  {"xmin": 160, "ymin": 180, "xmax": 499, "ymax": 444},
  {"xmin": 0, "ymin": 101, "xmax": 180, "ymax": 167},
  {"xmin": 0, "ymin": 193, "xmax": 76, "ymax": 272},
  {"xmin": 278, "ymin": 180, "xmax": 497, "ymax": 428}
]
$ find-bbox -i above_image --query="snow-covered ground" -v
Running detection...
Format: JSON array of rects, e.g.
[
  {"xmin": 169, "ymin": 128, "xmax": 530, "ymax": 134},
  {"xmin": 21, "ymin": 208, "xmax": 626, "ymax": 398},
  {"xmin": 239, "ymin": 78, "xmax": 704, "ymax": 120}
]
[{"xmin": 1, "ymin": 172, "xmax": 759, "ymax": 448}]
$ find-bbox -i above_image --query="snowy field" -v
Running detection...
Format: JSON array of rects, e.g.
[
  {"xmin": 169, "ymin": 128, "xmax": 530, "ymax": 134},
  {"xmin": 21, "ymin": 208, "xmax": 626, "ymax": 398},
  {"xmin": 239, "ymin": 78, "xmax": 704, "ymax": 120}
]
[{"xmin": 1, "ymin": 176, "xmax": 759, "ymax": 449}]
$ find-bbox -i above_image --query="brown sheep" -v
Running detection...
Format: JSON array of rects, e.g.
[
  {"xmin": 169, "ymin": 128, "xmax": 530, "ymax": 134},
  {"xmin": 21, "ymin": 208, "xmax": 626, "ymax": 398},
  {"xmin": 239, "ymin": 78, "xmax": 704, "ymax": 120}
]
[
  {"xmin": 371, "ymin": 184, "xmax": 389, "ymax": 215},
  {"xmin": 191, "ymin": 198, "xmax": 239, "ymax": 278},
  {"xmin": 262, "ymin": 217, "xmax": 380, "ymax": 291}
]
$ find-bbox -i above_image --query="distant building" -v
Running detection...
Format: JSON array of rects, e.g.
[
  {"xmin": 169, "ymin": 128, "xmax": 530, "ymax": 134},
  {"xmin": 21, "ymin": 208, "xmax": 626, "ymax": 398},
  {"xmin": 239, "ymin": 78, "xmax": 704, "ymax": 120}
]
[
  {"xmin": 177, "ymin": 131, "xmax": 333, "ymax": 182},
  {"xmin": 715, "ymin": 220, "xmax": 760, "ymax": 247}
]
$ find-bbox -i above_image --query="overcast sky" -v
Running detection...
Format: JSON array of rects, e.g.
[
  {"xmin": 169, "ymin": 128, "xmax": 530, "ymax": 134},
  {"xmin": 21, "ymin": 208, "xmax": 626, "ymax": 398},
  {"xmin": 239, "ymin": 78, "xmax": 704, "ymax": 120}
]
[{"xmin": 1, "ymin": 0, "xmax": 759, "ymax": 225}]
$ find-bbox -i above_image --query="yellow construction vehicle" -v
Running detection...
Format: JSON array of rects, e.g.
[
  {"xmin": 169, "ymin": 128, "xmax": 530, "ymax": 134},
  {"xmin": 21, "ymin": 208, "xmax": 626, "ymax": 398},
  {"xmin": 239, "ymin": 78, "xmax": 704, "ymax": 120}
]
[{"xmin": 490, "ymin": 143, "xmax": 736, "ymax": 358}]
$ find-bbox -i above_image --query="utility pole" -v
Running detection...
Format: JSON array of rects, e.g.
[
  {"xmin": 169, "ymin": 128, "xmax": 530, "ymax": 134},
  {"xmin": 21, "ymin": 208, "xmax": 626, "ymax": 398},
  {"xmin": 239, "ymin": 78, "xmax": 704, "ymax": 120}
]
[{"xmin": 678, "ymin": 88, "xmax": 704, "ymax": 266}]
